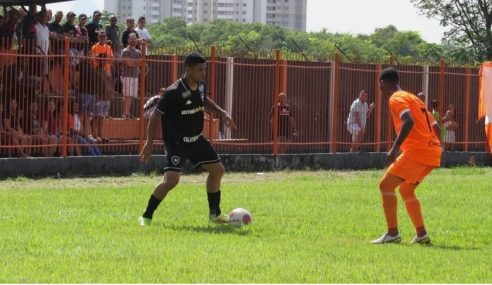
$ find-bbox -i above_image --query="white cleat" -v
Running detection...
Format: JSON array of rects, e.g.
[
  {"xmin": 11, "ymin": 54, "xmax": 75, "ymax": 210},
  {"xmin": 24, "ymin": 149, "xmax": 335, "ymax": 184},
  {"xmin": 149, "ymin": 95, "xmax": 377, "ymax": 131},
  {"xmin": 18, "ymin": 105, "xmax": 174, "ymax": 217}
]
[{"xmin": 371, "ymin": 232, "xmax": 402, "ymax": 244}]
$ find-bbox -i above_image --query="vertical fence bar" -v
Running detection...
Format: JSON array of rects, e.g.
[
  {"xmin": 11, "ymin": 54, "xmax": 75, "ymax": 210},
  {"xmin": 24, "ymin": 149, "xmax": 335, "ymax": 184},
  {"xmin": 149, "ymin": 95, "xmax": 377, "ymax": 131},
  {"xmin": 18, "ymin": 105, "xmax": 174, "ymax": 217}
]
[
  {"xmin": 272, "ymin": 50, "xmax": 281, "ymax": 155},
  {"xmin": 224, "ymin": 57, "xmax": 234, "ymax": 139},
  {"xmin": 464, "ymin": 68, "xmax": 471, "ymax": 151},
  {"xmin": 61, "ymin": 37, "xmax": 70, "ymax": 157},
  {"xmin": 438, "ymin": 59, "xmax": 446, "ymax": 118},
  {"xmin": 208, "ymin": 46, "xmax": 217, "ymax": 141},
  {"xmin": 281, "ymin": 59, "xmax": 288, "ymax": 94},
  {"xmin": 375, "ymin": 64, "xmax": 382, "ymax": 152},
  {"xmin": 170, "ymin": 54, "xmax": 178, "ymax": 83},
  {"xmin": 139, "ymin": 43, "xmax": 147, "ymax": 152},
  {"xmin": 422, "ymin": 65, "xmax": 430, "ymax": 107},
  {"xmin": 329, "ymin": 53, "xmax": 340, "ymax": 153}
]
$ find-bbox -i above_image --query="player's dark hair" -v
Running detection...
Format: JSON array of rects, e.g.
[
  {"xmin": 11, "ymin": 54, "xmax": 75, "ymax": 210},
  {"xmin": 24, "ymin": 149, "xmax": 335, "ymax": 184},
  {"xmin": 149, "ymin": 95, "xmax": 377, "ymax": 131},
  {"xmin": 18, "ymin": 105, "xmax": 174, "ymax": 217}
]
[
  {"xmin": 184, "ymin": 52, "xmax": 206, "ymax": 67},
  {"xmin": 379, "ymin": 68, "xmax": 399, "ymax": 84}
]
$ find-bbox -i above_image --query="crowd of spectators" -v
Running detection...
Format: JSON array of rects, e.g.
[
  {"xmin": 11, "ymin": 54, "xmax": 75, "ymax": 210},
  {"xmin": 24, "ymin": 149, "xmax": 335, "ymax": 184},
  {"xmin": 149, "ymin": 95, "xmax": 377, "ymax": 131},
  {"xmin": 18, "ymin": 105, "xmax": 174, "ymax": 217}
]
[{"xmin": 0, "ymin": 5, "xmax": 151, "ymax": 158}]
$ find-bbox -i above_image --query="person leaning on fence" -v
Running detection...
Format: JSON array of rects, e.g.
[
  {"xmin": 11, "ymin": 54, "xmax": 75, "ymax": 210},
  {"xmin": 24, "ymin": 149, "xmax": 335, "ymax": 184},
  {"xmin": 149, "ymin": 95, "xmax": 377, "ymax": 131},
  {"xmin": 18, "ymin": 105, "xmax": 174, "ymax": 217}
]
[
  {"xmin": 346, "ymin": 90, "xmax": 375, "ymax": 152},
  {"xmin": 442, "ymin": 104, "xmax": 458, "ymax": 151},
  {"xmin": 121, "ymin": 32, "xmax": 141, "ymax": 119},
  {"xmin": 270, "ymin": 92, "xmax": 297, "ymax": 153},
  {"xmin": 138, "ymin": 52, "xmax": 236, "ymax": 226}
]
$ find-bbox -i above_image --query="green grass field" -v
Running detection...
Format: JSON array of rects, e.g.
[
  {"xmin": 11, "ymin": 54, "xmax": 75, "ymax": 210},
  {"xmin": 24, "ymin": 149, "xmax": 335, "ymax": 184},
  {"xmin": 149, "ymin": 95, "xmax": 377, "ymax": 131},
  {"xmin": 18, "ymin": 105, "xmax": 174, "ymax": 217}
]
[{"xmin": 1, "ymin": 168, "xmax": 491, "ymax": 283}]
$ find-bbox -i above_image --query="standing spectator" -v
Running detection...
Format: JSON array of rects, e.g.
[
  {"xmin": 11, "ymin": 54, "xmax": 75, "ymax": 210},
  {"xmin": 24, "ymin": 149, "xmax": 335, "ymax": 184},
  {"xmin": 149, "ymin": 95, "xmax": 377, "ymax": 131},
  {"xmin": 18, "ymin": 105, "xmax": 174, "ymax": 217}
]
[
  {"xmin": 346, "ymin": 90, "xmax": 375, "ymax": 152},
  {"xmin": 3, "ymin": 9, "xmax": 20, "ymax": 44},
  {"xmin": 430, "ymin": 99, "xmax": 443, "ymax": 140},
  {"xmin": 121, "ymin": 17, "xmax": 139, "ymax": 49},
  {"xmin": 91, "ymin": 31, "xmax": 113, "ymax": 78},
  {"xmin": 121, "ymin": 33, "xmax": 142, "ymax": 119},
  {"xmin": 62, "ymin": 11, "xmax": 77, "ymax": 38},
  {"xmin": 85, "ymin": 10, "xmax": 102, "ymax": 46},
  {"xmin": 270, "ymin": 92, "xmax": 297, "ymax": 153},
  {"xmin": 77, "ymin": 56, "xmax": 96, "ymax": 140},
  {"xmin": 75, "ymin": 13, "xmax": 89, "ymax": 53},
  {"xmin": 442, "ymin": 104, "xmax": 458, "ymax": 151},
  {"xmin": 34, "ymin": 9, "xmax": 50, "ymax": 90},
  {"xmin": 105, "ymin": 15, "xmax": 122, "ymax": 57},
  {"xmin": 48, "ymin": 11, "xmax": 64, "ymax": 36},
  {"xmin": 135, "ymin": 16, "xmax": 151, "ymax": 53}
]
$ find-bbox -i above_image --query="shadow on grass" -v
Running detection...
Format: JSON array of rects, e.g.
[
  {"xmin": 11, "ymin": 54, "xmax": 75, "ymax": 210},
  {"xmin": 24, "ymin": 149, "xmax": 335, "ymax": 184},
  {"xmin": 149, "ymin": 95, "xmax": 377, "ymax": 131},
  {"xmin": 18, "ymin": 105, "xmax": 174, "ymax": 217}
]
[
  {"xmin": 397, "ymin": 243, "xmax": 480, "ymax": 251},
  {"xmin": 163, "ymin": 224, "xmax": 252, "ymax": 235}
]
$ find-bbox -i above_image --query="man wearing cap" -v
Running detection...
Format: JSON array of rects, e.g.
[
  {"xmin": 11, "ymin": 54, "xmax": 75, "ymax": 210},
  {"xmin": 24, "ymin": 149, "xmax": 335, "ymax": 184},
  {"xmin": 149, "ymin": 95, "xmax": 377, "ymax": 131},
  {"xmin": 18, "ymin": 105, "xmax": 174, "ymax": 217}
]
[
  {"xmin": 49, "ymin": 10, "xmax": 64, "ymax": 37},
  {"xmin": 86, "ymin": 10, "xmax": 102, "ymax": 46},
  {"xmin": 63, "ymin": 11, "xmax": 77, "ymax": 38}
]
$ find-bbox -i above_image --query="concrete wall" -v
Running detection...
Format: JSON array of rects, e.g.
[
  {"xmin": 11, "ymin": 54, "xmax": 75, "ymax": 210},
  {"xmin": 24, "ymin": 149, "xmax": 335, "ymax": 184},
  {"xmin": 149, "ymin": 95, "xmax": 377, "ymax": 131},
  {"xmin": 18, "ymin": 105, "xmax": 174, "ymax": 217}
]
[{"xmin": 0, "ymin": 152, "xmax": 490, "ymax": 179}]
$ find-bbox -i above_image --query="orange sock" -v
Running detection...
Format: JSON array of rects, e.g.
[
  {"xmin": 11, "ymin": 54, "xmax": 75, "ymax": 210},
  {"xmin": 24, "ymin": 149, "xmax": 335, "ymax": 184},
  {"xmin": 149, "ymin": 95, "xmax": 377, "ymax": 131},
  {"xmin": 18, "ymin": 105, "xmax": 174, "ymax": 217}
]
[
  {"xmin": 399, "ymin": 183, "xmax": 425, "ymax": 230},
  {"xmin": 381, "ymin": 188, "xmax": 398, "ymax": 232}
]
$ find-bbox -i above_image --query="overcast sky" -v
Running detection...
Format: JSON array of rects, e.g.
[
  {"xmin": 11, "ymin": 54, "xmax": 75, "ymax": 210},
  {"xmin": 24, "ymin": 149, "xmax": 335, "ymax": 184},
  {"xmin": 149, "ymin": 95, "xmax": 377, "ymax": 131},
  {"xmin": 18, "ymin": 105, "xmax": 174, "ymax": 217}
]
[{"xmin": 47, "ymin": 0, "xmax": 448, "ymax": 43}]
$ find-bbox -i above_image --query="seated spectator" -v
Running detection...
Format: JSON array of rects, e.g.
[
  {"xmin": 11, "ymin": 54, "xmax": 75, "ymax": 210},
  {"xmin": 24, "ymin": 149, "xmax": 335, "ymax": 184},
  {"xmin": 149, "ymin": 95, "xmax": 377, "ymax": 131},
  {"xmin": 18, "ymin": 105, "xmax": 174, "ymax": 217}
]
[
  {"xmin": 25, "ymin": 101, "xmax": 57, "ymax": 157},
  {"xmin": 44, "ymin": 99, "xmax": 80, "ymax": 156},
  {"xmin": 4, "ymin": 98, "xmax": 31, "ymax": 157},
  {"xmin": 69, "ymin": 100, "xmax": 101, "ymax": 156},
  {"xmin": 1, "ymin": 102, "xmax": 29, "ymax": 157}
]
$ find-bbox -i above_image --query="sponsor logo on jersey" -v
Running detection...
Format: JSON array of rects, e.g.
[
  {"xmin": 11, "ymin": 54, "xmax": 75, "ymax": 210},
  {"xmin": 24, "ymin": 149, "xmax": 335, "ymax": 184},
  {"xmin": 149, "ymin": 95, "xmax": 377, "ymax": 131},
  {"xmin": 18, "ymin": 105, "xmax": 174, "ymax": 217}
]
[{"xmin": 181, "ymin": 106, "xmax": 204, "ymax": 115}]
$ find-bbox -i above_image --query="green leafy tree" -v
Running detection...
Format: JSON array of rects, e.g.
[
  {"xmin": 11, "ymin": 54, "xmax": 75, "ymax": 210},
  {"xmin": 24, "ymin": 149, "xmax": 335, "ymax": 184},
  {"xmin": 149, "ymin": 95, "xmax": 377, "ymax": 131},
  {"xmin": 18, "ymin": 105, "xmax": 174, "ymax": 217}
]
[{"xmin": 412, "ymin": 0, "xmax": 492, "ymax": 61}]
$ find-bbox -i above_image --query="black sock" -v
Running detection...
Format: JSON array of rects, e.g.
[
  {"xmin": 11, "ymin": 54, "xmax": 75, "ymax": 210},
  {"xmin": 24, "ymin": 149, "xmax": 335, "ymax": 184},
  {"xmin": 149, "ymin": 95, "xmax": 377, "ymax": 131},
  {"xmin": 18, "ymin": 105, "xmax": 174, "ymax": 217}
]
[
  {"xmin": 207, "ymin": 191, "xmax": 221, "ymax": 216},
  {"xmin": 142, "ymin": 194, "xmax": 162, "ymax": 219}
]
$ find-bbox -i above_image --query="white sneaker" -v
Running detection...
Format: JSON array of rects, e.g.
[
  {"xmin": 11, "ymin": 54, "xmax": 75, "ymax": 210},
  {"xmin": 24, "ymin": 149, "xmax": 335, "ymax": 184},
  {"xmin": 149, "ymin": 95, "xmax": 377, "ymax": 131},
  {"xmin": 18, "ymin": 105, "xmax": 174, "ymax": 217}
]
[
  {"xmin": 411, "ymin": 234, "xmax": 431, "ymax": 245},
  {"xmin": 371, "ymin": 232, "xmax": 401, "ymax": 244}
]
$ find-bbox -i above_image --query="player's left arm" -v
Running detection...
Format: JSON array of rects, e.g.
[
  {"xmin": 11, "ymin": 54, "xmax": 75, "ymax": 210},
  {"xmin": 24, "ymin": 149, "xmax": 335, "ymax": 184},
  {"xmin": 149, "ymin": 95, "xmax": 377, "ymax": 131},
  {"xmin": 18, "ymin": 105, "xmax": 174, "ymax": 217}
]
[
  {"xmin": 388, "ymin": 111, "xmax": 414, "ymax": 163},
  {"xmin": 204, "ymin": 96, "xmax": 236, "ymax": 129}
]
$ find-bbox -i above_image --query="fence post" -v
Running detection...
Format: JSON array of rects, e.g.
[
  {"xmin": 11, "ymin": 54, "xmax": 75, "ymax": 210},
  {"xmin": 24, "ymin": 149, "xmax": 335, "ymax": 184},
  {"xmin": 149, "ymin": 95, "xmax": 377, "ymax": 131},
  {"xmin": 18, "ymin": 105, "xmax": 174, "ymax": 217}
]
[
  {"xmin": 375, "ymin": 64, "xmax": 382, "ymax": 152},
  {"xmin": 329, "ymin": 53, "xmax": 340, "ymax": 153},
  {"xmin": 438, "ymin": 59, "xmax": 446, "ymax": 120},
  {"xmin": 281, "ymin": 59, "xmax": 288, "ymax": 94},
  {"xmin": 139, "ymin": 43, "xmax": 147, "ymax": 153},
  {"xmin": 170, "ymin": 54, "xmax": 178, "ymax": 83},
  {"xmin": 61, "ymin": 37, "xmax": 70, "ymax": 158},
  {"xmin": 272, "ymin": 49, "xmax": 281, "ymax": 155},
  {"xmin": 464, "ymin": 68, "xmax": 471, "ymax": 151},
  {"xmin": 224, "ymin": 57, "xmax": 234, "ymax": 139},
  {"xmin": 208, "ymin": 46, "xmax": 217, "ymax": 141}
]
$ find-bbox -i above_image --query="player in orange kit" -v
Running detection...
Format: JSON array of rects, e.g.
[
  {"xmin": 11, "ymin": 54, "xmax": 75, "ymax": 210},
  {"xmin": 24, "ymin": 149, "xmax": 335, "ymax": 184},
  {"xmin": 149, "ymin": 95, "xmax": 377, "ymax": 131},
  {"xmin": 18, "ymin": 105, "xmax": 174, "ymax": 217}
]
[{"xmin": 372, "ymin": 68, "xmax": 442, "ymax": 245}]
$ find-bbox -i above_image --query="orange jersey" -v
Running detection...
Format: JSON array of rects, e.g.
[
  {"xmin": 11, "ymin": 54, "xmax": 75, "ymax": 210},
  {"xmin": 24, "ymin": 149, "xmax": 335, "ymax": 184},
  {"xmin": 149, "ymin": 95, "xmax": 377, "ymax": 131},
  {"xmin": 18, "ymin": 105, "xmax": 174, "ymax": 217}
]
[
  {"xmin": 389, "ymin": 90, "xmax": 442, "ymax": 166},
  {"xmin": 91, "ymin": 43, "xmax": 113, "ymax": 74}
]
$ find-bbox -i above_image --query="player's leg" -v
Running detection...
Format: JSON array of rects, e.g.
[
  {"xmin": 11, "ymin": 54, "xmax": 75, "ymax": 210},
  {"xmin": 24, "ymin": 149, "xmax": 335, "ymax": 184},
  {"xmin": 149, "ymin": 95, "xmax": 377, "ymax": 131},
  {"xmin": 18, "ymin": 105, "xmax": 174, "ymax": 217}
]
[
  {"xmin": 371, "ymin": 171, "xmax": 404, "ymax": 244},
  {"xmin": 191, "ymin": 137, "xmax": 227, "ymax": 223},
  {"xmin": 399, "ymin": 165, "xmax": 434, "ymax": 244},
  {"xmin": 139, "ymin": 144, "xmax": 184, "ymax": 226}
]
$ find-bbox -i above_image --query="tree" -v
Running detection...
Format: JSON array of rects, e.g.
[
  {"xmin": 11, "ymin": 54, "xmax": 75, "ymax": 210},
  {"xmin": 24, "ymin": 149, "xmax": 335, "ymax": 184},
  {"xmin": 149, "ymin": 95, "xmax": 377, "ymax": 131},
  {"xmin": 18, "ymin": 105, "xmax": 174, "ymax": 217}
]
[{"xmin": 412, "ymin": 0, "xmax": 492, "ymax": 61}]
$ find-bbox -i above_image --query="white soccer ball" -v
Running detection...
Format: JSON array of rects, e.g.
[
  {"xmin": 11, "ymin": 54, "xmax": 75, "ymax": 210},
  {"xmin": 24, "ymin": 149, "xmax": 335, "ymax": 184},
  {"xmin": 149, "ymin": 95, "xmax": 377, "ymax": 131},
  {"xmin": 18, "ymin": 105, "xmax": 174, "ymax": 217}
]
[{"xmin": 228, "ymin": 208, "xmax": 253, "ymax": 226}]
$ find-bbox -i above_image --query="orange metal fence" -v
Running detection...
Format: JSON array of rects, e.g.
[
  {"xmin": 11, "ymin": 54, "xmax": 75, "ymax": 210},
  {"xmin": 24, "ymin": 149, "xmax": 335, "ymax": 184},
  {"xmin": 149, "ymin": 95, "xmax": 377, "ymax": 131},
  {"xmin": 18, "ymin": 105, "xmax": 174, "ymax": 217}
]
[{"xmin": 0, "ymin": 40, "xmax": 487, "ymax": 157}]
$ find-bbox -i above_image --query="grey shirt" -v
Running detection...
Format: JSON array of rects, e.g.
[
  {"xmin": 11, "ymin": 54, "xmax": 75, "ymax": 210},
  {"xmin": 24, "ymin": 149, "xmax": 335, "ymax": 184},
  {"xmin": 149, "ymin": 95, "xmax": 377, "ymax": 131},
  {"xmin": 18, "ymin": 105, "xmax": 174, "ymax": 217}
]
[{"xmin": 121, "ymin": 47, "xmax": 142, "ymax": 78}]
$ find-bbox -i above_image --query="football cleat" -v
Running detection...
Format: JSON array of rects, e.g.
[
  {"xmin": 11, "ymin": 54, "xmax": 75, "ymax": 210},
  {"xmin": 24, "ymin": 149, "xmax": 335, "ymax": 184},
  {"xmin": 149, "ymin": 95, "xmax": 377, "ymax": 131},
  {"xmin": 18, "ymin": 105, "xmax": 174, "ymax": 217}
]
[
  {"xmin": 209, "ymin": 213, "xmax": 230, "ymax": 224},
  {"xmin": 371, "ymin": 232, "xmax": 402, "ymax": 244},
  {"xmin": 138, "ymin": 216, "xmax": 152, "ymax": 226},
  {"xmin": 411, "ymin": 234, "xmax": 432, "ymax": 245}
]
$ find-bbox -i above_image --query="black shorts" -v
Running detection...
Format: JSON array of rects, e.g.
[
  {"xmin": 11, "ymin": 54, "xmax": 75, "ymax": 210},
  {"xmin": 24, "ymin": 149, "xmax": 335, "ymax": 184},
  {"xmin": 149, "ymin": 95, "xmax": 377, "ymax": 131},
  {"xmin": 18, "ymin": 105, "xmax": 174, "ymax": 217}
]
[{"xmin": 164, "ymin": 136, "xmax": 220, "ymax": 172}]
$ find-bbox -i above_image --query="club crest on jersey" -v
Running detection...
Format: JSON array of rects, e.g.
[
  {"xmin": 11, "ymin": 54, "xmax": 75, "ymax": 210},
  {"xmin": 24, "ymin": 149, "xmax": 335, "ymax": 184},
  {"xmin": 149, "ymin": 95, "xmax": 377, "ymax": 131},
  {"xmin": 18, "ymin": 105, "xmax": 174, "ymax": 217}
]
[
  {"xmin": 185, "ymin": 100, "xmax": 192, "ymax": 105},
  {"xmin": 182, "ymin": 90, "xmax": 192, "ymax": 99},
  {"xmin": 171, "ymin": 156, "xmax": 181, "ymax": 166}
]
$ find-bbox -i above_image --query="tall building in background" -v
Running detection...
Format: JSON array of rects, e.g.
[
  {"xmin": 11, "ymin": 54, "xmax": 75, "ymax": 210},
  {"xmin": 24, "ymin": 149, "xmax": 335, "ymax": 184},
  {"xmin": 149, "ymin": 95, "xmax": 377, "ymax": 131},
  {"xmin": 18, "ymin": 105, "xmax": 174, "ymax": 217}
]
[{"xmin": 104, "ymin": 0, "xmax": 306, "ymax": 31}]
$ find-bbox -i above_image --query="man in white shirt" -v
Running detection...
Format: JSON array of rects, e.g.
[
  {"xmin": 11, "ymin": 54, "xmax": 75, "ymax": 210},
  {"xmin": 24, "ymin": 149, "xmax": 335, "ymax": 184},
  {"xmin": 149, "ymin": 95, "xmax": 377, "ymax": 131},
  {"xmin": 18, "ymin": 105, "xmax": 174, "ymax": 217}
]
[
  {"xmin": 35, "ymin": 9, "xmax": 50, "ymax": 75},
  {"xmin": 346, "ymin": 90, "xmax": 375, "ymax": 152},
  {"xmin": 135, "ymin": 16, "xmax": 152, "ymax": 54}
]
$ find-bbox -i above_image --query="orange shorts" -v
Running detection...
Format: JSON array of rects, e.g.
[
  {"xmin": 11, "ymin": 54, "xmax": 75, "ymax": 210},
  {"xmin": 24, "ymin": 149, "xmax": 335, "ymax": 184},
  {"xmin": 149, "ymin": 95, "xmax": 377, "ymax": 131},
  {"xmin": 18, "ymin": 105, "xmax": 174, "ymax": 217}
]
[{"xmin": 387, "ymin": 155, "xmax": 435, "ymax": 184}]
